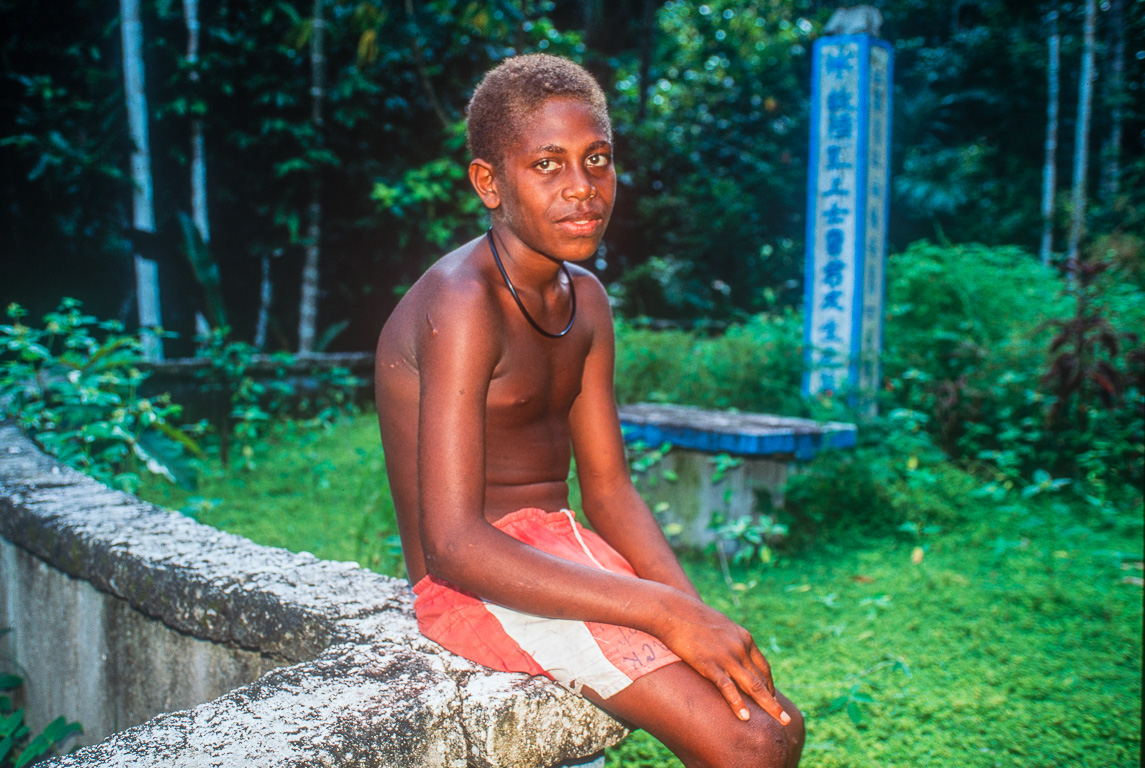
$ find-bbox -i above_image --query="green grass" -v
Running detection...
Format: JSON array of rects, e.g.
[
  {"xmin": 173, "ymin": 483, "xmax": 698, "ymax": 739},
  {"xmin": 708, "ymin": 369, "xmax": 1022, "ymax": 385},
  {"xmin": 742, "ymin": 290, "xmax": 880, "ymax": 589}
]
[
  {"xmin": 138, "ymin": 415, "xmax": 404, "ymax": 576},
  {"xmin": 614, "ymin": 506, "xmax": 1142, "ymax": 768},
  {"xmin": 136, "ymin": 413, "xmax": 1143, "ymax": 768}
]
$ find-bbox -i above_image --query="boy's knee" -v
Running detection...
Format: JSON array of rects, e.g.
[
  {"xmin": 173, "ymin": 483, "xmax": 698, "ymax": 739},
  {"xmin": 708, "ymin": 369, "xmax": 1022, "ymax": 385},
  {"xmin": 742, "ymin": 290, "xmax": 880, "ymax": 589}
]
[
  {"xmin": 783, "ymin": 700, "xmax": 806, "ymax": 752},
  {"xmin": 705, "ymin": 715, "xmax": 790, "ymax": 768}
]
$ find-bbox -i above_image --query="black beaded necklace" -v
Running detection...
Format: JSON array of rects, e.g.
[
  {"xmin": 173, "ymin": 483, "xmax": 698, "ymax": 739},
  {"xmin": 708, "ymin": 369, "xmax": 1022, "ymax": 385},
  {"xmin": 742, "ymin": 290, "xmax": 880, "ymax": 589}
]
[{"xmin": 486, "ymin": 228, "xmax": 577, "ymax": 339}]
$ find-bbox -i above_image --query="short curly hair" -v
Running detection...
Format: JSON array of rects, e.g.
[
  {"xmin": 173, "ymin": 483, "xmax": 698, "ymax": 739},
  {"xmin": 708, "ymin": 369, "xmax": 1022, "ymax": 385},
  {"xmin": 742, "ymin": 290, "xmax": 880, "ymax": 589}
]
[{"xmin": 466, "ymin": 54, "xmax": 611, "ymax": 169}]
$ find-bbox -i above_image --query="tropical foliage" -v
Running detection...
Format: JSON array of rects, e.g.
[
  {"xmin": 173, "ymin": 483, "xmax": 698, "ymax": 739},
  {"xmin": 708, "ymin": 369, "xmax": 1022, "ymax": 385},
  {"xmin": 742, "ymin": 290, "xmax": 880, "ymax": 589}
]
[
  {"xmin": 2, "ymin": 0, "xmax": 1142, "ymax": 345},
  {"xmin": 0, "ymin": 300, "xmax": 361, "ymax": 485},
  {"xmin": 614, "ymin": 241, "xmax": 1144, "ymax": 505},
  {"xmin": 0, "ymin": 299, "xmax": 198, "ymax": 491}
]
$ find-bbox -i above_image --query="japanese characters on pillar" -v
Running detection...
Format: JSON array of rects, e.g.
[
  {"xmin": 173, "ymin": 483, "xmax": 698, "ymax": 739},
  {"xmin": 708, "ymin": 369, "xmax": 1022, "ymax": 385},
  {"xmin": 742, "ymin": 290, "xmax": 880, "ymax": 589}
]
[{"xmin": 802, "ymin": 34, "xmax": 893, "ymax": 413}]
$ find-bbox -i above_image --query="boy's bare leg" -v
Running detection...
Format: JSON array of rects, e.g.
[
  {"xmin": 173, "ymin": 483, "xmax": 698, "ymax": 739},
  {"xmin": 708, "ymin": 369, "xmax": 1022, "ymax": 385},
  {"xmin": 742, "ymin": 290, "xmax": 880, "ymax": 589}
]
[{"xmin": 583, "ymin": 661, "xmax": 804, "ymax": 768}]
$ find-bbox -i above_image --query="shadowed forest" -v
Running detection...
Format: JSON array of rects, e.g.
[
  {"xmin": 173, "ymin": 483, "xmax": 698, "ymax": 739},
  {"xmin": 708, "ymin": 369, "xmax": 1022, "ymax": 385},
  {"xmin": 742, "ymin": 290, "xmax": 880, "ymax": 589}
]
[
  {"xmin": 3, "ymin": 0, "xmax": 1143, "ymax": 350},
  {"xmin": 1, "ymin": 1, "xmax": 1142, "ymax": 766}
]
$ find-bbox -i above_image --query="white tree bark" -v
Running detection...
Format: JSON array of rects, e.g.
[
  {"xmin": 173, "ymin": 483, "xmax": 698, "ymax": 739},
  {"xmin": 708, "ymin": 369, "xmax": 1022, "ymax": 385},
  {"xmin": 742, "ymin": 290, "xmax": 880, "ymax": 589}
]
[
  {"xmin": 297, "ymin": 0, "xmax": 325, "ymax": 355},
  {"xmin": 1100, "ymin": 0, "xmax": 1125, "ymax": 201},
  {"xmin": 184, "ymin": 0, "xmax": 211, "ymax": 340},
  {"xmin": 184, "ymin": 0, "xmax": 210, "ymax": 245},
  {"xmin": 1040, "ymin": 6, "xmax": 1060, "ymax": 266},
  {"xmin": 1066, "ymin": 0, "xmax": 1098, "ymax": 273},
  {"xmin": 121, "ymin": 0, "xmax": 164, "ymax": 359},
  {"xmin": 254, "ymin": 253, "xmax": 273, "ymax": 349}
]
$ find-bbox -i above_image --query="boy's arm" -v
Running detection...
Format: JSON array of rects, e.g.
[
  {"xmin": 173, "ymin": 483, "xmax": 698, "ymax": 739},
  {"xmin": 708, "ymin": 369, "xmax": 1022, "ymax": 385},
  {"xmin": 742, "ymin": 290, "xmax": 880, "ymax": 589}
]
[
  {"xmin": 566, "ymin": 278, "xmax": 699, "ymax": 599},
  {"xmin": 417, "ymin": 278, "xmax": 786, "ymax": 724}
]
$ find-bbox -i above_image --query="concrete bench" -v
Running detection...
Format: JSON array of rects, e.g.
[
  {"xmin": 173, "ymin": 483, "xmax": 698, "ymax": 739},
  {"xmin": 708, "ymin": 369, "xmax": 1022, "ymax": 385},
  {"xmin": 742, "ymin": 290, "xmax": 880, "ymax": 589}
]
[
  {"xmin": 0, "ymin": 423, "xmax": 620, "ymax": 767},
  {"xmin": 619, "ymin": 404, "xmax": 857, "ymax": 548}
]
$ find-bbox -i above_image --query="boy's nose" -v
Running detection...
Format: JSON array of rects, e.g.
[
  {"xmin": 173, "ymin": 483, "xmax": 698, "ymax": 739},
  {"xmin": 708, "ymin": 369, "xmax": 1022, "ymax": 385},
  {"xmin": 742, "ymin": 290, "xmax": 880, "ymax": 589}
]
[{"xmin": 563, "ymin": 168, "xmax": 596, "ymax": 201}]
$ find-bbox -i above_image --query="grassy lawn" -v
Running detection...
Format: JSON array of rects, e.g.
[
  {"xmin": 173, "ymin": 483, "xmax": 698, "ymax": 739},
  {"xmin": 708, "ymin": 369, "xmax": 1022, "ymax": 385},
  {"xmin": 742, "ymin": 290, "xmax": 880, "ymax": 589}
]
[{"xmin": 137, "ymin": 413, "xmax": 1143, "ymax": 768}]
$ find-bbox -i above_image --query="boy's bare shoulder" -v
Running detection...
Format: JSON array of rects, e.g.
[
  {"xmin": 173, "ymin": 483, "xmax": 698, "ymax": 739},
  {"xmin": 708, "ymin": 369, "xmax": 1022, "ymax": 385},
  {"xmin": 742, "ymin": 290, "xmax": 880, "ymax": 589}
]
[
  {"xmin": 566, "ymin": 262, "xmax": 614, "ymax": 328},
  {"xmin": 389, "ymin": 238, "xmax": 503, "ymax": 333},
  {"xmin": 417, "ymin": 237, "xmax": 496, "ymax": 301},
  {"xmin": 376, "ymin": 237, "xmax": 507, "ymax": 382}
]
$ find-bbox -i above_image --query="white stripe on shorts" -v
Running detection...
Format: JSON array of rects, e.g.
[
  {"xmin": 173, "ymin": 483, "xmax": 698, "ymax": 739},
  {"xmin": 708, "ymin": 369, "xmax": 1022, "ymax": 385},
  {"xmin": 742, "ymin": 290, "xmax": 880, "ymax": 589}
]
[{"xmin": 482, "ymin": 602, "xmax": 633, "ymax": 699}]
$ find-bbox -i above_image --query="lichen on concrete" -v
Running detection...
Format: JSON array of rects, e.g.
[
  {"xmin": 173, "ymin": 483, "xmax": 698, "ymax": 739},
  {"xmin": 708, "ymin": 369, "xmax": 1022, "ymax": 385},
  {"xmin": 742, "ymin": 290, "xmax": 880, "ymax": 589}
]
[
  {"xmin": 0, "ymin": 424, "xmax": 627, "ymax": 767},
  {"xmin": 47, "ymin": 645, "xmax": 468, "ymax": 768}
]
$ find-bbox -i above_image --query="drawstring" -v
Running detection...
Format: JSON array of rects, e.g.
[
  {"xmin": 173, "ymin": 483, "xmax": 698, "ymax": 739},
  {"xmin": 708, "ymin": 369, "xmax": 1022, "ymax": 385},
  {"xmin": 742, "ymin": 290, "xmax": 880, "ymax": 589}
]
[{"xmin": 561, "ymin": 509, "xmax": 607, "ymax": 570}]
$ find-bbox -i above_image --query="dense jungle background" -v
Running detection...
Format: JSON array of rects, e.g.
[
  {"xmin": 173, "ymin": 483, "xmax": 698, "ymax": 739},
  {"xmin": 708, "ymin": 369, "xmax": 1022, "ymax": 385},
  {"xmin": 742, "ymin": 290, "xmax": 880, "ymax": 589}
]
[{"xmin": 3, "ymin": 0, "xmax": 1143, "ymax": 351}]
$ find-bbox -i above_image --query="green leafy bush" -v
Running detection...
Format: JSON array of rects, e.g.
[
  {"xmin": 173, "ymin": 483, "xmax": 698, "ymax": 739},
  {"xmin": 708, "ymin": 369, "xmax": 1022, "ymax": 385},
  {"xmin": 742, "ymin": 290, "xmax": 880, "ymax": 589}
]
[
  {"xmin": 614, "ymin": 310, "xmax": 804, "ymax": 413},
  {"xmin": 192, "ymin": 329, "xmax": 296, "ymax": 469},
  {"xmin": 884, "ymin": 241, "xmax": 1144, "ymax": 493},
  {"xmin": 783, "ymin": 409, "xmax": 979, "ymax": 545},
  {"xmin": 0, "ymin": 300, "xmax": 200, "ymax": 491},
  {"xmin": 615, "ymin": 240, "xmax": 1143, "ymax": 542},
  {"xmin": 191, "ymin": 328, "xmax": 363, "ymax": 470}
]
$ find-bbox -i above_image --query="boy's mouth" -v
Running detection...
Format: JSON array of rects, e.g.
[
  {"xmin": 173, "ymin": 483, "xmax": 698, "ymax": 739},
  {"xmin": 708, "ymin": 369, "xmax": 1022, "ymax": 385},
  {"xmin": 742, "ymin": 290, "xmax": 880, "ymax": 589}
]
[{"xmin": 555, "ymin": 210, "xmax": 604, "ymax": 236}]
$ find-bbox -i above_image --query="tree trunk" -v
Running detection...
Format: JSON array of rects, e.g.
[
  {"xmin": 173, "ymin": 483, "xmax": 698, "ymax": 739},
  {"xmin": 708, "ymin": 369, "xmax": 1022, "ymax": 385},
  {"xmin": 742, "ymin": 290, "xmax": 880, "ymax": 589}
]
[
  {"xmin": 1100, "ymin": 0, "xmax": 1125, "ymax": 201},
  {"xmin": 254, "ymin": 253, "xmax": 273, "ymax": 349},
  {"xmin": 1039, "ymin": 6, "xmax": 1060, "ymax": 266},
  {"xmin": 184, "ymin": 0, "xmax": 209, "ymax": 246},
  {"xmin": 184, "ymin": 0, "xmax": 212, "ymax": 339},
  {"xmin": 516, "ymin": 0, "xmax": 528, "ymax": 52},
  {"xmin": 1066, "ymin": 0, "xmax": 1097, "ymax": 274},
  {"xmin": 297, "ymin": 0, "xmax": 325, "ymax": 355},
  {"xmin": 120, "ymin": 0, "xmax": 164, "ymax": 359}
]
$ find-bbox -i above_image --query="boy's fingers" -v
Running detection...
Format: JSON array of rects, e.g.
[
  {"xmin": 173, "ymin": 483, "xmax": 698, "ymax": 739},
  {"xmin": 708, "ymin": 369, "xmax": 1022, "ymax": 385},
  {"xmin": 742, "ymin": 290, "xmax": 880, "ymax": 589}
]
[
  {"xmin": 712, "ymin": 673, "xmax": 751, "ymax": 721},
  {"xmin": 748, "ymin": 644, "xmax": 776, "ymax": 694},
  {"xmin": 730, "ymin": 665, "xmax": 789, "ymax": 725}
]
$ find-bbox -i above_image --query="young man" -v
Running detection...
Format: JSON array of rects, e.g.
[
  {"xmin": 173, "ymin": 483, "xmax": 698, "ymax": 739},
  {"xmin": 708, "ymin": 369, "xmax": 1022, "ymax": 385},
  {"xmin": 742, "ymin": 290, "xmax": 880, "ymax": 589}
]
[{"xmin": 375, "ymin": 54, "xmax": 804, "ymax": 767}]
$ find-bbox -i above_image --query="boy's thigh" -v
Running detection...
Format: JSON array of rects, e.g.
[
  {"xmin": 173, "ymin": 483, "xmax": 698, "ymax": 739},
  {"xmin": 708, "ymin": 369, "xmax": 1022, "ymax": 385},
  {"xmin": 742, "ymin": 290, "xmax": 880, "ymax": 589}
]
[{"xmin": 582, "ymin": 661, "xmax": 800, "ymax": 768}]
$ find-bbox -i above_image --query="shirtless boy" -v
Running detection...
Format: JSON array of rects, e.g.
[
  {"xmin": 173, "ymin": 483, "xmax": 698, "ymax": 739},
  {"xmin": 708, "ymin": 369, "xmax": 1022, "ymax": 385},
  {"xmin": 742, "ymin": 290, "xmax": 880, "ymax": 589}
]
[{"xmin": 375, "ymin": 54, "xmax": 804, "ymax": 768}]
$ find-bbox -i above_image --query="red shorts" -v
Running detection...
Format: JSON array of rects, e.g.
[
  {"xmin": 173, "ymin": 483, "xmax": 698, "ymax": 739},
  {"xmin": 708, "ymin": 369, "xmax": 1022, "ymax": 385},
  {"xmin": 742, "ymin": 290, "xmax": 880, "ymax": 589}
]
[{"xmin": 412, "ymin": 508, "xmax": 681, "ymax": 699}]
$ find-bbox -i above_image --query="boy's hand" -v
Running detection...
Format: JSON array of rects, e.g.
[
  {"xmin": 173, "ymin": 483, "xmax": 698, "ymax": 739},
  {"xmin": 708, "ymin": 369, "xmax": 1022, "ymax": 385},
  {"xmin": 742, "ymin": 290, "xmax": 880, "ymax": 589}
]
[{"xmin": 656, "ymin": 596, "xmax": 790, "ymax": 725}]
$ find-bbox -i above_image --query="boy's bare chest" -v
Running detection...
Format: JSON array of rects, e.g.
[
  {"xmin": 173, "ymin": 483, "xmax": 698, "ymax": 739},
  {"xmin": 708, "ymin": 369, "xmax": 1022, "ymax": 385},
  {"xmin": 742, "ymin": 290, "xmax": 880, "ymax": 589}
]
[{"xmin": 486, "ymin": 334, "xmax": 588, "ymax": 424}]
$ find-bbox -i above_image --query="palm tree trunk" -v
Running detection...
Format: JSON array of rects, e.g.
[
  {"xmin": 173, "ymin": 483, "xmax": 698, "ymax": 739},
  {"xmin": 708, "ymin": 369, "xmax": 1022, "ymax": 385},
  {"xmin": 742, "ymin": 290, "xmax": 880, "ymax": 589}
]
[
  {"xmin": 1100, "ymin": 0, "xmax": 1125, "ymax": 201},
  {"xmin": 1039, "ymin": 6, "xmax": 1060, "ymax": 266},
  {"xmin": 1066, "ymin": 0, "xmax": 1098, "ymax": 274},
  {"xmin": 297, "ymin": 0, "xmax": 325, "ymax": 355},
  {"xmin": 121, "ymin": 0, "xmax": 164, "ymax": 359}
]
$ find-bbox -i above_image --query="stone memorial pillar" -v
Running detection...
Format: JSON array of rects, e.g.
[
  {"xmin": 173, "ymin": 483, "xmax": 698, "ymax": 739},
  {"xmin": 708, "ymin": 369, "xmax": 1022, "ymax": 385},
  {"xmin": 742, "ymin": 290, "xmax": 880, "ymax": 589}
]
[{"xmin": 802, "ymin": 7, "xmax": 893, "ymax": 413}]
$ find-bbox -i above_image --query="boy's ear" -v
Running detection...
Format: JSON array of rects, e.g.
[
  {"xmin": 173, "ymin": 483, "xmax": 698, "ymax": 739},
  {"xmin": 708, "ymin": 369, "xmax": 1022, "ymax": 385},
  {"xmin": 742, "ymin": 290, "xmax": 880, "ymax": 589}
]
[{"xmin": 468, "ymin": 159, "xmax": 501, "ymax": 211}]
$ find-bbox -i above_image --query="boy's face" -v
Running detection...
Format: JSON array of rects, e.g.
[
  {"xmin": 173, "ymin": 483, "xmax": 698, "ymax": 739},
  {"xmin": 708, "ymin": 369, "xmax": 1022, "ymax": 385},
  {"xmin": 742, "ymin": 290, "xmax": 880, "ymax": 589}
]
[{"xmin": 478, "ymin": 97, "xmax": 615, "ymax": 264}]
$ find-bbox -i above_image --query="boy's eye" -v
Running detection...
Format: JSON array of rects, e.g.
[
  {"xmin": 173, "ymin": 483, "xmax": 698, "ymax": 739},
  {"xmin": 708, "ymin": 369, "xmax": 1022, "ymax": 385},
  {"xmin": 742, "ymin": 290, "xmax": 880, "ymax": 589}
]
[
  {"xmin": 587, "ymin": 153, "xmax": 611, "ymax": 168},
  {"xmin": 535, "ymin": 158, "xmax": 560, "ymax": 172}
]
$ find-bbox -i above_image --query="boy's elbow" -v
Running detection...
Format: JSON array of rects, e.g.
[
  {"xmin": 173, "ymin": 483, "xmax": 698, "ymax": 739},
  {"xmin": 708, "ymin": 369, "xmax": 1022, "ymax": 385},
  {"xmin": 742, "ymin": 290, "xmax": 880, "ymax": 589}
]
[
  {"xmin": 421, "ymin": 546, "xmax": 451, "ymax": 581},
  {"xmin": 421, "ymin": 533, "xmax": 470, "ymax": 584},
  {"xmin": 421, "ymin": 515, "xmax": 495, "ymax": 585}
]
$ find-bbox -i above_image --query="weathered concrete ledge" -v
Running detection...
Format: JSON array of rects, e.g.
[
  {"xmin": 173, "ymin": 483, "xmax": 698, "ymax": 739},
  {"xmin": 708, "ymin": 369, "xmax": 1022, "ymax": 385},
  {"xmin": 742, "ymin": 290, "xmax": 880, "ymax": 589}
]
[{"xmin": 0, "ymin": 423, "xmax": 625, "ymax": 767}]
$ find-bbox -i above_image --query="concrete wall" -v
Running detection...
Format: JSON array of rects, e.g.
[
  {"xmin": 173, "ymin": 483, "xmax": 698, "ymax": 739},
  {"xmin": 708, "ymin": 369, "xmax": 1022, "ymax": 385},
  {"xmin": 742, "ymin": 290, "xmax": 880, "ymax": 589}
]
[
  {"xmin": 0, "ymin": 540, "xmax": 282, "ymax": 742},
  {"xmin": 0, "ymin": 423, "xmax": 625, "ymax": 767}
]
